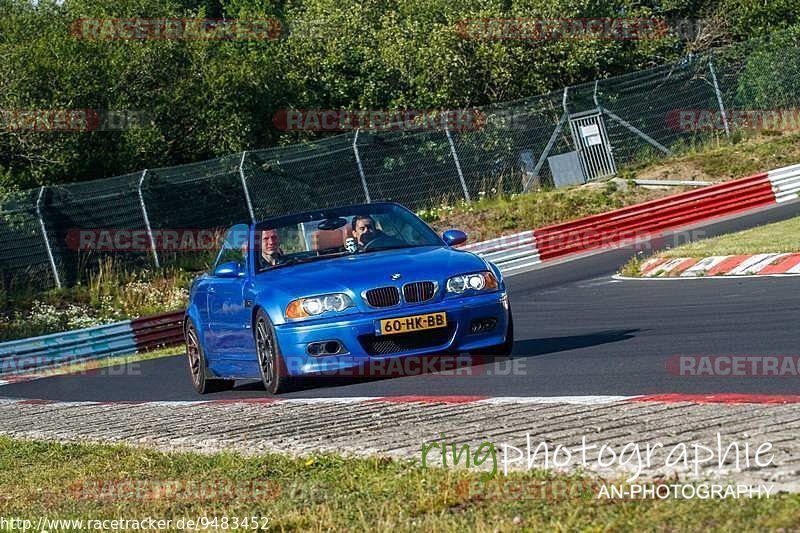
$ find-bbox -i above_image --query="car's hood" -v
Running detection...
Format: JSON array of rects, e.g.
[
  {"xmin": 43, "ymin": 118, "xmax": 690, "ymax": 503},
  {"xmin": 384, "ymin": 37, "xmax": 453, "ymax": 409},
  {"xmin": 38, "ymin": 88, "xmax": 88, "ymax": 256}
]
[{"xmin": 254, "ymin": 246, "xmax": 488, "ymax": 300}]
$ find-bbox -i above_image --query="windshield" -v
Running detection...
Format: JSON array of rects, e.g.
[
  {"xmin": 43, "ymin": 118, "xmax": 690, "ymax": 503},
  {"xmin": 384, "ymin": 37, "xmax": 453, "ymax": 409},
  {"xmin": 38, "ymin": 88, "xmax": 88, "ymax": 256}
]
[{"xmin": 254, "ymin": 203, "xmax": 442, "ymax": 272}]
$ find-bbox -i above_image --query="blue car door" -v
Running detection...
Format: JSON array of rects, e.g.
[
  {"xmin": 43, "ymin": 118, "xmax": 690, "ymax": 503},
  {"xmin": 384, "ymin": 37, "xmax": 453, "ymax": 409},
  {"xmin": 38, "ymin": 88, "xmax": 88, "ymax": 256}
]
[
  {"xmin": 208, "ymin": 278, "xmax": 252, "ymax": 357},
  {"xmin": 206, "ymin": 224, "xmax": 253, "ymax": 359}
]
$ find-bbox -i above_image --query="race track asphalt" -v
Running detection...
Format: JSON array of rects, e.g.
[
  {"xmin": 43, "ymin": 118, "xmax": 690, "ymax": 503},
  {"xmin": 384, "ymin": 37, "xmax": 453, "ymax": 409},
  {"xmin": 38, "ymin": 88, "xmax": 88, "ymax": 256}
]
[{"xmin": 2, "ymin": 201, "xmax": 799, "ymax": 402}]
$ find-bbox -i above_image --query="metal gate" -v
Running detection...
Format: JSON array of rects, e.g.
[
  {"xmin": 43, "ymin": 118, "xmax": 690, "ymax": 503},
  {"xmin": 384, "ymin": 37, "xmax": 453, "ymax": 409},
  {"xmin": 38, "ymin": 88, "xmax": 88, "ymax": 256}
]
[{"xmin": 568, "ymin": 110, "xmax": 616, "ymax": 181}]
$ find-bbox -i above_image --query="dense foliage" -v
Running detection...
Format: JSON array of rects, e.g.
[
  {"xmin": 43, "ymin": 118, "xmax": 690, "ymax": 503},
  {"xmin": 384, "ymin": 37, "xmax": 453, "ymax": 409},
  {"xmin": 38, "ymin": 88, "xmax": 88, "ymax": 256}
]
[{"xmin": 0, "ymin": 0, "xmax": 797, "ymax": 188}]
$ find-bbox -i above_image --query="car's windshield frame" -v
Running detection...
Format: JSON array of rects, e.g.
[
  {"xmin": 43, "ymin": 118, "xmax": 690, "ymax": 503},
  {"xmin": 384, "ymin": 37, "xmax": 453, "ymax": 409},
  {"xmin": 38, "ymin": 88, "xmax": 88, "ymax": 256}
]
[{"xmin": 251, "ymin": 202, "xmax": 444, "ymax": 273}]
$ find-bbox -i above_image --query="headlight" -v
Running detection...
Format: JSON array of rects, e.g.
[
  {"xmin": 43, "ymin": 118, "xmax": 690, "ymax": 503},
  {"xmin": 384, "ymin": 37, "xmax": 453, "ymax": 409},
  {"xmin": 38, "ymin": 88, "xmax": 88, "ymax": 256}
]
[
  {"xmin": 286, "ymin": 293, "xmax": 353, "ymax": 319},
  {"xmin": 446, "ymin": 271, "xmax": 499, "ymax": 294}
]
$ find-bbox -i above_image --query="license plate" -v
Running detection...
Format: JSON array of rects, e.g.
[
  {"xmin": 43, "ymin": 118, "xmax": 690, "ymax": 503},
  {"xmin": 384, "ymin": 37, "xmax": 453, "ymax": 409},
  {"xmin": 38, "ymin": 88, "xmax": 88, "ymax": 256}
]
[{"xmin": 378, "ymin": 312, "xmax": 447, "ymax": 335}]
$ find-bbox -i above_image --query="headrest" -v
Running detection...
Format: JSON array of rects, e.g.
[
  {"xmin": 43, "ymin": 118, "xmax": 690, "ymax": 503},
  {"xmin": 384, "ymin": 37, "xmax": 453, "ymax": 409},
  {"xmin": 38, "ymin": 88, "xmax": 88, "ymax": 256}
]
[{"xmin": 311, "ymin": 228, "xmax": 346, "ymax": 250}]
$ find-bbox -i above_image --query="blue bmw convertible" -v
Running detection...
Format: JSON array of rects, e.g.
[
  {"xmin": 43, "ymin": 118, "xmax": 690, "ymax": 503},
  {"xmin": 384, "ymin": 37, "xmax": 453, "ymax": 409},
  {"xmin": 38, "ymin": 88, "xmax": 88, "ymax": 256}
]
[{"xmin": 184, "ymin": 202, "xmax": 513, "ymax": 394}]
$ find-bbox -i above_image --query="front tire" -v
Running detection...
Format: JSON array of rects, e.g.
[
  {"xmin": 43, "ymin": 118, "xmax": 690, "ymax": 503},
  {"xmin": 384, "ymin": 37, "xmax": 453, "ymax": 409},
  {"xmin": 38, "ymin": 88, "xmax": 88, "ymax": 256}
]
[
  {"xmin": 185, "ymin": 319, "xmax": 235, "ymax": 394},
  {"xmin": 255, "ymin": 309, "xmax": 295, "ymax": 394}
]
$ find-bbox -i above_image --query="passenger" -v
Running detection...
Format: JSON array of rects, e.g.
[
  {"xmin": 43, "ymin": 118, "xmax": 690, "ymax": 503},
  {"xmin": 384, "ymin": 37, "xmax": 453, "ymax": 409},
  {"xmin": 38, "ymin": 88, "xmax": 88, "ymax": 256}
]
[{"xmin": 261, "ymin": 228, "xmax": 284, "ymax": 267}]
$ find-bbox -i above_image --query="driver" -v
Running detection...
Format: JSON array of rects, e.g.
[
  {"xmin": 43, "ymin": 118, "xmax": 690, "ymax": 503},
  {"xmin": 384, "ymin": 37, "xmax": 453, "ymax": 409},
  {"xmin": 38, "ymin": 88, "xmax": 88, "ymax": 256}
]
[
  {"xmin": 351, "ymin": 215, "xmax": 379, "ymax": 249},
  {"xmin": 351, "ymin": 214, "xmax": 406, "ymax": 251},
  {"xmin": 260, "ymin": 228, "xmax": 284, "ymax": 267}
]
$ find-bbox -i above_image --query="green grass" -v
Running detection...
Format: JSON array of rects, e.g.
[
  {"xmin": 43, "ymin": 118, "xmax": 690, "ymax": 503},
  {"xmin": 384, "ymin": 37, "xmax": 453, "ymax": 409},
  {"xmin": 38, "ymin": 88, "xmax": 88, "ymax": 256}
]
[
  {"xmin": 657, "ymin": 216, "xmax": 800, "ymax": 258},
  {"xmin": 0, "ymin": 437, "xmax": 797, "ymax": 531},
  {"xmin": 620, "ymin": 216, "xmax": 800, "ymax": 276},
  {"xmin": 617, "ymin": 130, "xmax": 800, "ymax": 182},
  {"xmin": 688, "ymin": 131, "xmax": 800, "ymax": 180}
]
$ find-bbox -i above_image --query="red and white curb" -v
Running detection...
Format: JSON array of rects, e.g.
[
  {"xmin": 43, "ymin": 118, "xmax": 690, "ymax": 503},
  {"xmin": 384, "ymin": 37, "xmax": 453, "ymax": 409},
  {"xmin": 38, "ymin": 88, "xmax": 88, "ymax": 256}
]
[
  {"xmin": 632, "ymin": 252, "xmax": 800, "ymax": 278},
  {"xmin": 2, "ymin": 393, "xmax": 799, "ymax": 407}
]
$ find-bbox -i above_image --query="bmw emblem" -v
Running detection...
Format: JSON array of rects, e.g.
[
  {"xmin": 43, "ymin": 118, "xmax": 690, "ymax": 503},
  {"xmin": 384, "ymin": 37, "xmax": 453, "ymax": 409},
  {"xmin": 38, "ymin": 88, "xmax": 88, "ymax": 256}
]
[{"xmin": 390, "ymin": 273, "xmax": 402, "ymax": 280}]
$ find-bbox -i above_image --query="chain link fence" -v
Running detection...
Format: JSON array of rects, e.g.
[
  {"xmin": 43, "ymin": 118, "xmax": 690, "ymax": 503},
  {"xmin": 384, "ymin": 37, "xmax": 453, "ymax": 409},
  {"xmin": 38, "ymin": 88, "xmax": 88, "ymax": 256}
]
[{"xmin": 2, "ymin": 28, "xmax": 799, "ymax": 289}]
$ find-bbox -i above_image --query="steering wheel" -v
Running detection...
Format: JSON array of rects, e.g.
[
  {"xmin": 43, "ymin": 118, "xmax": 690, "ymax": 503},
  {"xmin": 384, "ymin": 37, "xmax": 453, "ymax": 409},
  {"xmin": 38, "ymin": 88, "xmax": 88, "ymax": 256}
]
[{"xmin": 361, "ymin": 233, "xmax": 392, "ymax": 251}]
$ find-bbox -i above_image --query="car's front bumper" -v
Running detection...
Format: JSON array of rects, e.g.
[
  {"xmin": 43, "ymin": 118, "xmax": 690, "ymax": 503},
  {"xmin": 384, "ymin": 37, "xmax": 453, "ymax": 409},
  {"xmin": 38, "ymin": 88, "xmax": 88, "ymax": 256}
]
[{"xmin": 274, "ymin": 291, "xmax": 510, "ymax": 376}]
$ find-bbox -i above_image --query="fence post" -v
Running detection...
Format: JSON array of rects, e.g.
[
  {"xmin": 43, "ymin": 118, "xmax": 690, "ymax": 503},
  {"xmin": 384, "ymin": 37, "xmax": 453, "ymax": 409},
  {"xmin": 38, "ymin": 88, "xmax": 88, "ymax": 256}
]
[
  {"xmin": 444, "ymin": 125, "xmax": 471, "ymax": 202},
  {"xmin": 137, "ymin": 170, "xmax": 160, "ymax": 269},
  {"xmin": 352, "ymin": 129, "xmax": 371, "ymax": 202},
  {"xmin": 708, "ymin": 58, "xmax": 730, "ymax": 137},
  {"xmin": 238, "ymin": 151, "xmax": 256, "ymax": 223},
  {"xmin": 35, "ymin": 186, "xmax": 61, "ymax": 288}
]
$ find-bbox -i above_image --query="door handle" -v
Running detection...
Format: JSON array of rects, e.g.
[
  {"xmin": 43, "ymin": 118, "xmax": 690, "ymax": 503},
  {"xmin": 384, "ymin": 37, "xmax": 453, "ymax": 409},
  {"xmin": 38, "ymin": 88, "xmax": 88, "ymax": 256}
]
[{"xmin": 208, "ymin": 287, "xmax": 216, "ymax": 293}]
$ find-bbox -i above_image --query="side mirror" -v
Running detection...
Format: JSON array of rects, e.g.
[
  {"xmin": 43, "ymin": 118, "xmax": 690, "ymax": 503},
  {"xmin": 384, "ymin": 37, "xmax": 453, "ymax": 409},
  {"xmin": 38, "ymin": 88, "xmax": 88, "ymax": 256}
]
[
  {"xmin": 442, "ymin": 229, "xmax": 467, "ymax": 246},
  {"xmin": 213, "ymin": 261, "xmax": 244, "ymax": 278}
]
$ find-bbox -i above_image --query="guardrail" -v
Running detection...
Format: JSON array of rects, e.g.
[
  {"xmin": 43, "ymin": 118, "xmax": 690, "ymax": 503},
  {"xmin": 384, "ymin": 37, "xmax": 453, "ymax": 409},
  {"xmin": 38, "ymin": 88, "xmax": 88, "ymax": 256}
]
[
  {"xmin": 769, "ymin": 164, "xmax": 800, "ymax": 203},
  {"xmin": 534, "ymin": 172, "xmax": 775, "ymax": 261},
  {"xmin": 131, "ymin": 310, "xmax": 184, "ymax": 351},
  {"xmin": 0, "ymin": 310, "xmax": 185, "ymax": 378}
]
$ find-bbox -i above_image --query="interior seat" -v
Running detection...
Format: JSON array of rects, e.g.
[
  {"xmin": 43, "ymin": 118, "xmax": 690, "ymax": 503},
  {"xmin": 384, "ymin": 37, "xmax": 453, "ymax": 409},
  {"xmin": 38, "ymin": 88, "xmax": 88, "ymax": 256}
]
[{"xmin": 311, "ymin": 228, "xmax": 347, "ymax": 250}]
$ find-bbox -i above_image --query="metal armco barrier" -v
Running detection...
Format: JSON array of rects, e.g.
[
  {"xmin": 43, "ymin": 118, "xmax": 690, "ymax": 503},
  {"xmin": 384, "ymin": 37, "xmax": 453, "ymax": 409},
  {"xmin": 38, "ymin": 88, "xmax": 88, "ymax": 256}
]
[
  {"xmin": 533, "ymin": 171, "xmax": 775, "ymax": 260},
  {"xmin": 461, "ymin": 231, "xmax": 541, "ymax": 273},
  {"xmin": 0, "ymin": 321, "xmax": 136, "ymax": 377},
  {"xmin": 769, "ymin": 164, "xmax": 800, "ymax": 203},
  {"xmin": 131, "ymin": 310, "xmax": 185, "ymax": 352},
  {"xmin": 0, "ymin": 310, "xmax": 185, "ymax": 378}
]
